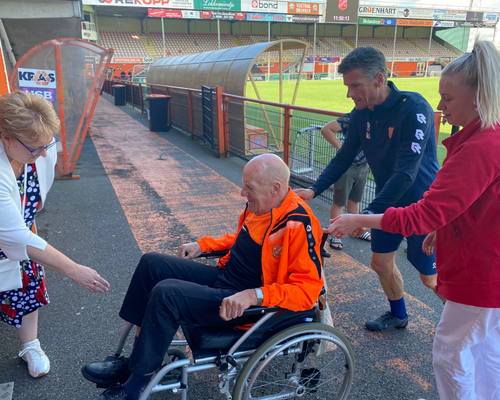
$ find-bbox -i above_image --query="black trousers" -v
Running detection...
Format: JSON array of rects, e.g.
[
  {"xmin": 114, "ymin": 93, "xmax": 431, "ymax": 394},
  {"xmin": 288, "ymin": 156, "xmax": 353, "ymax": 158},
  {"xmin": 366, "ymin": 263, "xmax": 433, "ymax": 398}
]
[{"xmin": 119, "ymin": 253, "xmax": 247, "ymax": 375}]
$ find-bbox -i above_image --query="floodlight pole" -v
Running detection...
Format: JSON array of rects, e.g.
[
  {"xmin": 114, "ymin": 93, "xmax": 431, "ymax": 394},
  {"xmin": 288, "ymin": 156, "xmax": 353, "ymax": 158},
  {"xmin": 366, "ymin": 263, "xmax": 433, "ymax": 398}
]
[
  {"xmin": 461, "ymin": 26, "xmax": 467, "ymax": 52},
  {"xmin": 390, "ymin": 25, "xmax": 397, "ymax": 78},
  {"xmin": 267, "ymin": 21, "xmax": 270, "ymax": 82},
  {"xmin": 217, "ymin": 19, "xmax": 221, "ymax": 50},
  {"xmin": 162, "ymin": 17, "xmax": 166, "ymax": 58},
  {"xmin": 425, "ymin": 25, "xmax": 433, "ymax": 78},
  {"xmin": 313, "ymin": 22, "xmax": 317, "ymax": 80},
  {"xmin": 355, "ymin": 22, "xmax": 359, "ymax": 48}
]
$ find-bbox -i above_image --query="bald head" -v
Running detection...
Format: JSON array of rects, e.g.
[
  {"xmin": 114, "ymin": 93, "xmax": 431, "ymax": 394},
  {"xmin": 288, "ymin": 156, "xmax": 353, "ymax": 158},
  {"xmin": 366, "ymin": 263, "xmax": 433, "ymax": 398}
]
[
  {"xmin": 245, "ymin": 154, "xmax": 290, "ymax": 187},
  {"xmin": 241, "ymin": 154, "xmax": 290, "ymax": 215}
]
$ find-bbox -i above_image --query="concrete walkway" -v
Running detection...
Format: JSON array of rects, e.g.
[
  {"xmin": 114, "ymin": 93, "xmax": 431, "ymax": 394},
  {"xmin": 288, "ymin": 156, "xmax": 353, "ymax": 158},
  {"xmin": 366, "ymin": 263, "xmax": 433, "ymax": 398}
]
[{"xmin": 0, "ymin": 95, "xmax": 444, "ymax": 400}]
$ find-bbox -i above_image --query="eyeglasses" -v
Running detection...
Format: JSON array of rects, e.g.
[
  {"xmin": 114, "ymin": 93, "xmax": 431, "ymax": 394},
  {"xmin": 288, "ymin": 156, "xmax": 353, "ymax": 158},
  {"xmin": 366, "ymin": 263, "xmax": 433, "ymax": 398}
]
[{"xmin": 17, "ymin": 137, "xmax": 58, "ymax": 156}]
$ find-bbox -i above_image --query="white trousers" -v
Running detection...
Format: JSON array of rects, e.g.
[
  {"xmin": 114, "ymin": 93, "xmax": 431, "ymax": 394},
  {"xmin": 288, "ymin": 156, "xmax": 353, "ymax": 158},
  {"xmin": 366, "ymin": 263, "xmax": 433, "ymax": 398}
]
[{"xmin": 433, "ymin": 301, "xmax": 500, "ymax": 400}]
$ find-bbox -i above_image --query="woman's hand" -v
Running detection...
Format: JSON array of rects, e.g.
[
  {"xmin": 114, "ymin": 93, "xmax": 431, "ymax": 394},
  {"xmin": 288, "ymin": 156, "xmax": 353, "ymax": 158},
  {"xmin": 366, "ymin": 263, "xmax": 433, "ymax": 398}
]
[
  {"xmin": 323, "ymin": 214, "xmax": 360, "ymax": 239},
  {"xmin": 68, "ymin": 265, "xmax": 110, "ymax": 293},
  {"xmin": 422, "ymin": 231, "xmax": 437, "ymax": 255}
]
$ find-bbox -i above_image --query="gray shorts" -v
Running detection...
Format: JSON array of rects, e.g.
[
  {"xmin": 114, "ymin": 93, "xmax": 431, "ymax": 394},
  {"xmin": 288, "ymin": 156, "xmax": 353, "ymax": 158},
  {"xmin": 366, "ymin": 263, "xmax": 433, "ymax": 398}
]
[{"xmin": 333, "ymin": 164, "xmax": 370, "ymax": 207}]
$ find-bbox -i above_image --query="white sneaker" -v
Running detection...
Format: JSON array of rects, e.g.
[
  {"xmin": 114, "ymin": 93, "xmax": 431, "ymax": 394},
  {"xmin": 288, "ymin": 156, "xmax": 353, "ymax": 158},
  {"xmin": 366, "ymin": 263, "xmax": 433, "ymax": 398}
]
[{"xmin": 19, "ymin": 339, "xmax": 50, "ymax": 378}]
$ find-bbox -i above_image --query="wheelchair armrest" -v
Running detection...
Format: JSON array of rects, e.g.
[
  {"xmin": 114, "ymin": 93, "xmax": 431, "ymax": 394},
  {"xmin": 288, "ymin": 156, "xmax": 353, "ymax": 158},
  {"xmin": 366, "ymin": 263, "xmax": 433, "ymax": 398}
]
[
  {"xmin": 197, "ymin": 250, "xmax": 230, "ymax": 259},
  {"xmin": 242, "ymin": 306, "xmax": 283, "ymax": 316}
]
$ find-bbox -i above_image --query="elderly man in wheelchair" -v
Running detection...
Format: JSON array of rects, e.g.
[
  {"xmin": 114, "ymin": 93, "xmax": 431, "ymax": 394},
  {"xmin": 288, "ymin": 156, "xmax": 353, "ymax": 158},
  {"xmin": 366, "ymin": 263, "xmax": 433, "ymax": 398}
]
[{"xmin": 82, "ymin": 154, "xmax": 354, "ymax": 400}]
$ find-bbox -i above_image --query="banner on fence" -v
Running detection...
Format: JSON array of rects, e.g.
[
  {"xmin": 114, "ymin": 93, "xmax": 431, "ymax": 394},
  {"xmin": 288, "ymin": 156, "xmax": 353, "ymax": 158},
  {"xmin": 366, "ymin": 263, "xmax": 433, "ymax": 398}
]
[
  {"xmin": 246, "ymin": 13, "xmax": 286, "ymax": 21},
  {"xmin": 83, "ymin": 0, "xmax": 195, "ymax": 9},
  {"xmin": 241, "ymin": 0, "xmax": 288, "ymax": 13},
  {"xmin": 359, "ymin": 17, "xmax": 396, "ymax": 25},
  {"xmin": 18, "ymin": 68, "xmax": 57, "ymax": 103},
  {"xmin": 287, "ymin": 14, "xmax": 320, "ymax": 22},
  {"xmin": 396, "ymin": 18, "xmax": 433, "ymax": 27}
]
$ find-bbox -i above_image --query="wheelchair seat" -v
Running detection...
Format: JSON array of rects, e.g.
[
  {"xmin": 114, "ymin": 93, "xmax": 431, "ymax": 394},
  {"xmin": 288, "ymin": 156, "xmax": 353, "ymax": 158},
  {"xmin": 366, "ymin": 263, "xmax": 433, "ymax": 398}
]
[{"xmin": 183, "ymin": 308, "xmax": 317, "ymax": 359}]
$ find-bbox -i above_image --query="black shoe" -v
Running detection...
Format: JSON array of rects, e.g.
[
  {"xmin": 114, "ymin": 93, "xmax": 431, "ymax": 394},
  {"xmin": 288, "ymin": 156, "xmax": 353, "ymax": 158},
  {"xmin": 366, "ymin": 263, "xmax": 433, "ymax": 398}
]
[
  {"xmin": 82, "ymin": 356, "xmax": 131, "ymax": 388},
  {"xmin": 83, "ymin": 383, "xmax": 132, "ymax": 400},
  {"xmin": 365, "ymin": 311, "xmax": 409, "ymax": 331}
]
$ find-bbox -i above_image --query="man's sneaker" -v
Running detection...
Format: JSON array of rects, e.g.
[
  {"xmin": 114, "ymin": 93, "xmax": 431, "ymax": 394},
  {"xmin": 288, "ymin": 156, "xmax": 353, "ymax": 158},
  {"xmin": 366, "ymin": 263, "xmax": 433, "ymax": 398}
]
[
  {"xmin": 365, "ymin": 311, "xmax": 409, "ymax": 331},
  {"xmin": 19, "ymin": 339, "xmax": 50, "ymax": 378},
  {"xmin": 83, "ymin": 383, "xmax": 132, "ymax": 400},
  {"xmin": 82, "ymin": 356, "xmax": 131, "ymax": 387}
]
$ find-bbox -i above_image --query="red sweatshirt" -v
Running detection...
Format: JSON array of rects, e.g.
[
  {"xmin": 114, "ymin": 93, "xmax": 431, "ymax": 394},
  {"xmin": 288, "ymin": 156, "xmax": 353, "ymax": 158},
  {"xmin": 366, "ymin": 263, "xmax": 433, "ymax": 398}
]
[{"xmin": 382, "ymin": 118, "xmax": 500, "ymax": 307}]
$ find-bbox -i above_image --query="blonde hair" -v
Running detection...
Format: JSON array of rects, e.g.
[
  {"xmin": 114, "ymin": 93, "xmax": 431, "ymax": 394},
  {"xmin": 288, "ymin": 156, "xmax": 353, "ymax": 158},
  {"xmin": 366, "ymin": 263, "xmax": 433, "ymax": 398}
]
[
  {"xmin": 442, "ymin": 39, "xmax": 500, "ymax": 130},
  {"xmin": 0, "ymin": 90, "xmax": 60, "ymax": 143}
]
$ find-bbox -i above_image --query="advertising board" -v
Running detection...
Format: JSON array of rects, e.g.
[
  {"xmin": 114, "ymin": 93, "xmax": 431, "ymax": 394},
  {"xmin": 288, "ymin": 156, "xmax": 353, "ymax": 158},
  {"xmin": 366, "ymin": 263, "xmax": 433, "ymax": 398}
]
[
  {"xmin": 287, "ymin": 14, "xmax": 320, "ymax": 22},
  {"xmin": 287, "ymin": 2, "xmax": 320, "ymax": 14},
  {"xmin": 148, "ymin": 9, "xmax": 201, "ymax": 18},
  {"xmin": 396, "ymin": 19, "xmax": 433, "ymax": 27},
  {"xmin": 18, "ymin": 68, "xmax": 57, "ymax": 103},
  {"xmin": 433, "ymin": 20, "xmax": 454, "ymax": 27},
  {"xmin": 358, "ymin": 6, "xmax": 397, "ymax": 18},
  {"xmin": 193, "ymin": 0, "xmax": 241, "ymax": 11},
  {"xmin": 246, "ymin": 13, "xmax": 286, "ymax": 21},
  {"xmin": 83, "ymin": 0, "xmax": 195, "ymax": 9},
  {"xmin": 359, "ymin": 17, "xmax": 396, "ymax": 25},
  {"xmin": 397, "ymin": 8, "xmax": 434, "ymax": 20},
  {"xmin": 200, "ymin": 10, "xmax": 245, "ymax": 18},
  {"xmin": 240, "ymin": 0, "xmax": 287, "ymax": 13}
]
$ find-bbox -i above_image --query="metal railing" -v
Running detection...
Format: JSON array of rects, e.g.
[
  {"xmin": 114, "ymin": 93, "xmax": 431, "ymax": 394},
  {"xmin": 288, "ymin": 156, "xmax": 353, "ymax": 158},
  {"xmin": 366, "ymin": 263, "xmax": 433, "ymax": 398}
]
[{"xmin": 103, "ymin": 79, "xmax": 441, "ymax": 211}]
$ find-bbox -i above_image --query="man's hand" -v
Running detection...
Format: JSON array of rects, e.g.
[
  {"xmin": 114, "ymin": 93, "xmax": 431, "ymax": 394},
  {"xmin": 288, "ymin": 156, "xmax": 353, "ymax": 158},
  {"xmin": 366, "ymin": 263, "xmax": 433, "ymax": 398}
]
[
  {"xmin": 294, "ymin": 188, "xmax": 315, "ymax": 203},
  {"xmin": 219, "ymin": 289, "xmax": 258, "ymax": 321},
  {"xmin": 422, "ymin": 231, "xmax": 437, "ymax": 255},
  {"xmin": 178, "ymin": 242, "xmax": 202, "ymax": 259}
]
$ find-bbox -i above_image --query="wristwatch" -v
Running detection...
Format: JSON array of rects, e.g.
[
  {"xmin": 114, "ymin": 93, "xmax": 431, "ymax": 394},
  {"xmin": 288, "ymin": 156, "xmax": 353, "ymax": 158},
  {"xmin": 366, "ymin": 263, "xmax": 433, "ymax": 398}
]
[{"xmin": 254, "ymin": 288, "xmax": 264, "ymax": 306}]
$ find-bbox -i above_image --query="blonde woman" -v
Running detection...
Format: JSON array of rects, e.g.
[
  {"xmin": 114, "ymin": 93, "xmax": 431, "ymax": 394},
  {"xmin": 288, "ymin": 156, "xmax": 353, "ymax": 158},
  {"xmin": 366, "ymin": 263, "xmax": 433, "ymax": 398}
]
[
  {"xmin": 0, "ymin": 91, "xmax": 110, "ymax": 378},
  {"xmin": 326, "ymin": 39, "xmax": 500, "ymax": 400}
]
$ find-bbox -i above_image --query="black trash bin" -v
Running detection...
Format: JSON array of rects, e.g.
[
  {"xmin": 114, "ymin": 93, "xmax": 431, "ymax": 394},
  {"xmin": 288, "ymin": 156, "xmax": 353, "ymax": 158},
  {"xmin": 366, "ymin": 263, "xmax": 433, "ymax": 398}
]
[
  {"xmin": 146, "ymin": 94, "xmax": 171, "ymax": 132},
  {"xmin": 113, "ymin": 84, "xmax": 126, "ymax": 106}
]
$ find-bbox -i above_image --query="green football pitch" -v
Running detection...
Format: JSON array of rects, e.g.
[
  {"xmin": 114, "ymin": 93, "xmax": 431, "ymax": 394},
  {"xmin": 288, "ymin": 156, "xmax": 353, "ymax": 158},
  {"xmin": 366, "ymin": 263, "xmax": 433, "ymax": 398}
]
[{"xmin": 246, "ymin": 77, "xmax": 449, "ymax": 165}]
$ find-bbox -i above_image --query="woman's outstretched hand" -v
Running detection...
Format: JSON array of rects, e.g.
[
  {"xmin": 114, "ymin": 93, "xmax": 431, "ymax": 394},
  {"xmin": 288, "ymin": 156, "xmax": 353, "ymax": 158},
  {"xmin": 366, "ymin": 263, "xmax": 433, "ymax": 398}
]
[
  {"xmin": 323, "ymin": 214, "xmax": 360, "ymax": 239},
  {"xmin": 69, "ymin": 264, "xmax": 110, "ymax": 293}
]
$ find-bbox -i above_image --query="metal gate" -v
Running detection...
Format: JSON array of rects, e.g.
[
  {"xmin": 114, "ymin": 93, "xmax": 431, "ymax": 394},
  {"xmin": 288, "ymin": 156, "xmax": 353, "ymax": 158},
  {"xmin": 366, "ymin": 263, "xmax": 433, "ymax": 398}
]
[{"xmin": 201, "ymin": 85, "xmax": 215, "ymax": 149}]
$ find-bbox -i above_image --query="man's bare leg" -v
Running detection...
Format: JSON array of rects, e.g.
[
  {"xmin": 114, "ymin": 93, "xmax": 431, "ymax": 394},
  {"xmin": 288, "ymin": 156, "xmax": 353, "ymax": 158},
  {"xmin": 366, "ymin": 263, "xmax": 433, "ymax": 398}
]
[
  {"xmin": 365, "ymin": 251, "xmax": 408, "ymax": 331},
  {"xmin": 370, "ymin": 251, "xmax": 404, "ymax": 300}
]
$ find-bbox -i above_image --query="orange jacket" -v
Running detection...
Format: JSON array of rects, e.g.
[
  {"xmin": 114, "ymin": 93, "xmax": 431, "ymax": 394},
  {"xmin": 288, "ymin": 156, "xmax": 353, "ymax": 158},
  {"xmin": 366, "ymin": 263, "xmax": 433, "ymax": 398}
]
[{"xmin": 198, "ymin": 189, "xmax": 324, "ymax": 311}]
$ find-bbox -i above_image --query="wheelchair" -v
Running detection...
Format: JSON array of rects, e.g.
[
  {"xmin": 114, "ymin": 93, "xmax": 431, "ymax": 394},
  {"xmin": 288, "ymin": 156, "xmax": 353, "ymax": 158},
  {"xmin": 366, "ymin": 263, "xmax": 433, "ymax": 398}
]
[{"xmin": 92, "ymin": 235, "xmax": 355, "ymax": 400}]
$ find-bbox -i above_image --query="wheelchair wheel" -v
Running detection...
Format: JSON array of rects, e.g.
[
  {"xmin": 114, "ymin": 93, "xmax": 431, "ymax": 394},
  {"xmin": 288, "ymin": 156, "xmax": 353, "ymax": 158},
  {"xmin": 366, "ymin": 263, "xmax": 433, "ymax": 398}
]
[{"xmin": 232, "ymin": 323, "xmax": 354, "ymax": 400}]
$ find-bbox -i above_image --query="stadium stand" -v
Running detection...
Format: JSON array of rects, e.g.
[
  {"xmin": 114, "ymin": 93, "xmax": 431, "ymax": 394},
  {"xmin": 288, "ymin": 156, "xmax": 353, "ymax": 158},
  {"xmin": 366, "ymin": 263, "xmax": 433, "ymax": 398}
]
[
  {"xmin": 149, "ymin": 32, "xmax": 236, "ymax": 57},
  {"xmin": 406, "ymin": 37, "xmax": 459, "ymax": 58},
  {"xmin": 99, "ymin": 31, "xmax": 149, "ymax": 58},
  {"xmin": 100, "ymin": 30, "xmax": 460, "ymax": 63}
]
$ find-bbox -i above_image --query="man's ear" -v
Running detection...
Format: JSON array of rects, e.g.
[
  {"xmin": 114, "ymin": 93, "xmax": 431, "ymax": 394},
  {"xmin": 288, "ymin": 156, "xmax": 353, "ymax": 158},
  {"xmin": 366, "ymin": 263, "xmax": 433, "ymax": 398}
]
[
  {"xmin": 271, "ymin": 182, "xmax": 280, "ymax": 196},
  {"xmin": 375, "ymin": 72, "xmax": 385, "ymax": 88}
]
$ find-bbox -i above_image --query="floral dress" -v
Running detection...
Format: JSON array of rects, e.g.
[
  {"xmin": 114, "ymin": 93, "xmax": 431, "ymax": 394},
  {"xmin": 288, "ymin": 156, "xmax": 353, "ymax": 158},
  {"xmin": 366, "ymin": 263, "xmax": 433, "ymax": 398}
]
[{"xmin": 0, "ymin": 164, "xmax": 49, "ymax": 327}]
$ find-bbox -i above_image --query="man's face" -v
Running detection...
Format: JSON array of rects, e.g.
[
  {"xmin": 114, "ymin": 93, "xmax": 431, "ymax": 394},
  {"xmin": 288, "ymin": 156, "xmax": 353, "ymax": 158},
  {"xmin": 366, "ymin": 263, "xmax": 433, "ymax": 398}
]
[
  {"xmin": 343, "ymin": 68, "xmax": 381, "ymax": 110},
  {"xmin": 241, "ymin": 166, "xmax": 274, "ymax": 215}
]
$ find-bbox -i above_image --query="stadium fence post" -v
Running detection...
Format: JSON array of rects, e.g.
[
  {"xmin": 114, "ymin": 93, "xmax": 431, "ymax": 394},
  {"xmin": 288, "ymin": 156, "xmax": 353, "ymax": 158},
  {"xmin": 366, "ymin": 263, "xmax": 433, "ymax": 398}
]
[
  {"xmin": 139, "ymin": 83, "xmax": 144, "ymax": 114},
  {"xmin": 215, "ymin": 86, "xmax": 225, "ymax": 158},
  {"xmin": 283, "ymin": 106, "xmax": 292, "ymax": 166},
  {"xmin": 130, "ymin": 82, "xmax": 134, "ymax": 110},
  {"xmin": 223, "ymin": 95, "xmax": 229, "ymax": 158},
  {"xmin": 188, "ymin": 89, "xmax": 194, "ymax": 140}
]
